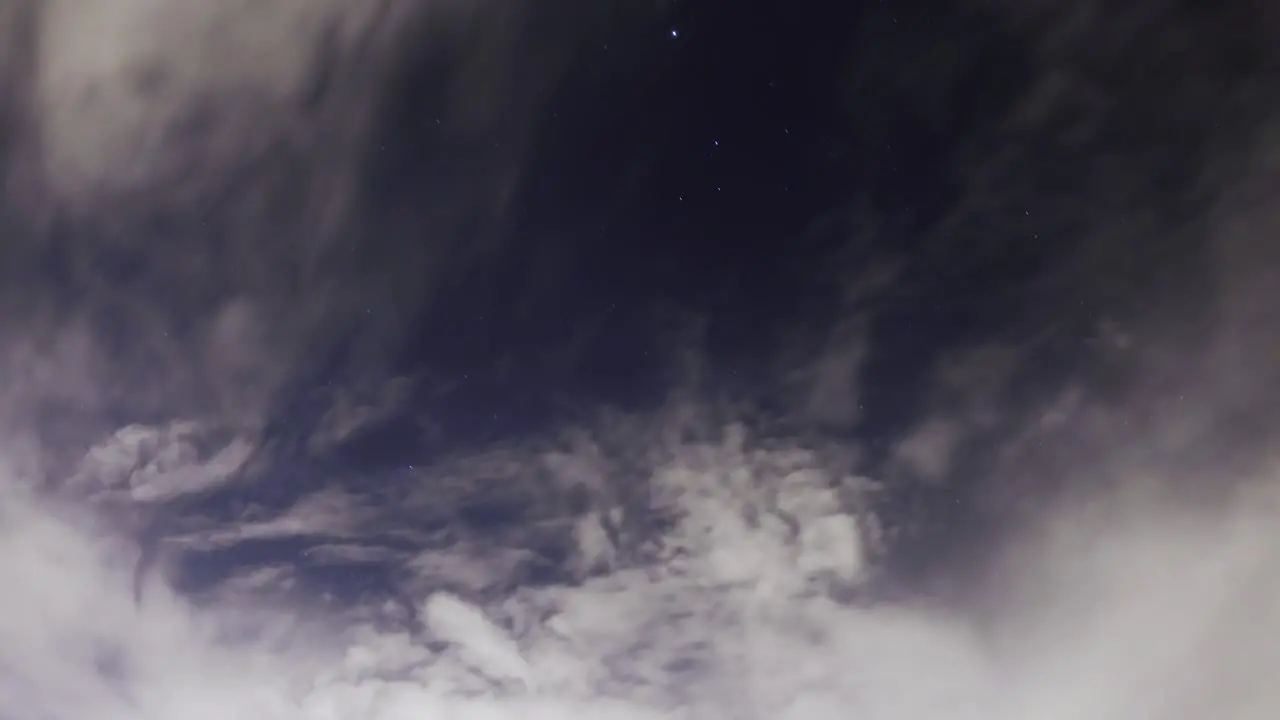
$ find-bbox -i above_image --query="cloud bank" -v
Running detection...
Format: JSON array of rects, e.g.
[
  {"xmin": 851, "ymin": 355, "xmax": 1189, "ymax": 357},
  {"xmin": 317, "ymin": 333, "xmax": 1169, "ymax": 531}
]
[{"xmin": 5, "ymin": 419, "xmax": 1280, "ymax": 720}]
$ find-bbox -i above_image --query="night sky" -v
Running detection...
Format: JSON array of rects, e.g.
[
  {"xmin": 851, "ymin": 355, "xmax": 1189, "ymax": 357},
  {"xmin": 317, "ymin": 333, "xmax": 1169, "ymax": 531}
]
[
  {"xmin": 307, "ymin": 0, "xmax": 1276, "ymax": 596},
  {"xmin": 362, "ymin": 1, "xmax": 1029, "ymax": 444},
  {"xmin": 3, "ymin": 0, "xmax": 1279, "ymax": 639},
  {"xmin": 4, "ymin": 1, "xmax": 1280, "ymax": 716}
]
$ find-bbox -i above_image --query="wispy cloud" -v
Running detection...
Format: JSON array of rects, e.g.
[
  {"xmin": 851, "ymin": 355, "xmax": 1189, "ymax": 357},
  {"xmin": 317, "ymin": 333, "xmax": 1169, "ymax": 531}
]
[{"xmin": 2, "ymin": 1, "xmax": 1280, "ymax": 719}]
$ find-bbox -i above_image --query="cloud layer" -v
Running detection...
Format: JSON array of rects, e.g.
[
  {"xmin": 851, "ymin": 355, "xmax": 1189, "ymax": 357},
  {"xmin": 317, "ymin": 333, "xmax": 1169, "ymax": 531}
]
[{"xmin": 5, "ymin": 417, "xmax": 1280, "ymax": 720}]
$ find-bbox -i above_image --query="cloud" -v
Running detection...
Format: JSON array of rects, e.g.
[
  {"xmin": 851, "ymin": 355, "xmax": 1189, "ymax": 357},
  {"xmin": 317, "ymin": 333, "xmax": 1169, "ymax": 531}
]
[
  {"xmin": 805, "ymin": 0, "xmax": 1280, "ymax": 596},
  {"xmin": 2, "ymin": 2, "xmax": 1280, "ymax": 720},
  {"xmin": 0, "ymin": 0, "xmax": 633, "ymax": 471},
  {"xmin": 8, "ymin": 410, "xmax": 1280, "ymax": 720},
  {"xmin": 68, "ymin": 421, "xmax": 251, "ymax": 503}
]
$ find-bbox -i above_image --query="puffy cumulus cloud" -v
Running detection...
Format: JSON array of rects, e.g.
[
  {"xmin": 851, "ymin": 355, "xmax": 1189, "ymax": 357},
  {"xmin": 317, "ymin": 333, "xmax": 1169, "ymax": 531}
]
[
  {"xmin": 6, "ymin": 406, "xmax": 1280, "ymax": 720},
  {"xmin": 0, "ymin": 414, "xmax": 901, "ymax": 718},
  {"xmin": 66, "ymin": 420, "xmax": 250, "ymax": 503},
  {"xmin": 0, "ymin": 418, "xmax": 877, "ymax": 719}
]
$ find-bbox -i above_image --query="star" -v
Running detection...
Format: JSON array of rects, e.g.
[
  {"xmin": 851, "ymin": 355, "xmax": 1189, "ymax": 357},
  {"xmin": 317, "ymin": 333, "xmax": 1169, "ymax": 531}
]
[{"xmin": 670, "ymin": 29, "xmax": 679, "ymax": 38}]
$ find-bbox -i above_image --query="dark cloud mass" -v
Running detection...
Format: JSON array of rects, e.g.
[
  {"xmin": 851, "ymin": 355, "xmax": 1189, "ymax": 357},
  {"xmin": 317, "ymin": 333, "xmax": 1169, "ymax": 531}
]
[{"xmin": 2, "ymin": 0, "xmax": 1280, "ymax": 718}]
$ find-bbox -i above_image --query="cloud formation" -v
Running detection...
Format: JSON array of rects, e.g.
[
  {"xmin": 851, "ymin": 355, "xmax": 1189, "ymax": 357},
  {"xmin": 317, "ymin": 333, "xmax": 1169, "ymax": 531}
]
[
  {"xmin": 2, "ymin": 1, "xmax": 1280, "ymax": 719},
  {"xmin": 0, "ymin": 0, "xmax": 628, "ymax": 473},
  {"xmin": 6, "ymin": 414, "xmax": 1280, "ymax": 720}
]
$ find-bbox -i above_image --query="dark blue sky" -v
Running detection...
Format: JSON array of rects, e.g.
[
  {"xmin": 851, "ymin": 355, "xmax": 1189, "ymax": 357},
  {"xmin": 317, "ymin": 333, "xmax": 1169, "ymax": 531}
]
[{"xmin": 329, "ymin": 0, "xmax": 1045, "ymax": 462}]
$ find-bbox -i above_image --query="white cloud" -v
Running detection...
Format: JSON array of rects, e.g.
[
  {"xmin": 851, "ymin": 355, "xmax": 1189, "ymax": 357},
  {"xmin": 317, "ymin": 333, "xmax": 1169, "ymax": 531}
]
[
  {"xmin": 892, "ymin": 418, "xmax": 961, "ymax": 483},
  {"xmin": 29, "ymin": 0, "xmax": 403, "ymax": 199},
  {"xmin": 5, "ymin": 419, "xmax": 1280, "ymax": 720}
]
